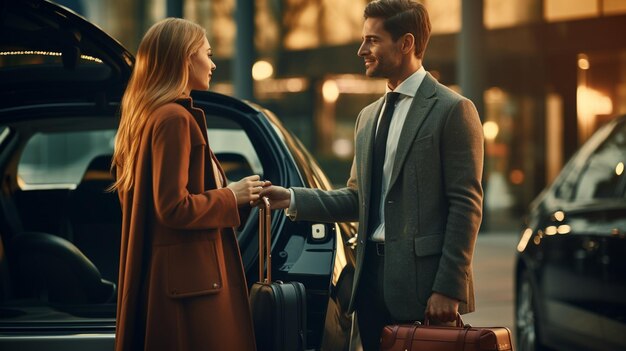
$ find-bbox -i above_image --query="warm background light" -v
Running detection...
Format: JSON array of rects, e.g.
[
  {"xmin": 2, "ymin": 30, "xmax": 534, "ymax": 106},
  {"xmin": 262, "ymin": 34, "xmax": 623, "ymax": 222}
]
[
  {"xmin": 252, "ymin": 60, "xmax": 274, "ymax": 81},
  {"xmin": 509, "ymin": 169, "xmax": 525, "ymax": 185},
  {"xmin": 577, "ymin": 86, "xmax": 613, "ymax": 112},
  {"xmin": 483, "ymin": 121, "xmax": 499, "ymax": 141},
  {"xmin": 322, "ymin": 80, "xmax": 340, "ymax": 103},
  {"xmin": 517, "ymin": 228, "xmax": 533, "ymax": 252},
  {"xmin": 578, "ymin": 54, "xmax": 590, "ymax": 70},
  {"xmin": 332, "ymin": 138, "xmax": 353, "ymax": 158},
  {"xmin": 553, "ymin": 211, "xmax": 565, "ymax": 222}
]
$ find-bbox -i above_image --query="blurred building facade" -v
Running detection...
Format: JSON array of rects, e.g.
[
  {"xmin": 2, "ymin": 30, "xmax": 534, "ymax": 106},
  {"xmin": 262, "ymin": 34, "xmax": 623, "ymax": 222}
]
[{"xmin": 61, "ymin": 0, "xmax": 626, "ymax": 230}]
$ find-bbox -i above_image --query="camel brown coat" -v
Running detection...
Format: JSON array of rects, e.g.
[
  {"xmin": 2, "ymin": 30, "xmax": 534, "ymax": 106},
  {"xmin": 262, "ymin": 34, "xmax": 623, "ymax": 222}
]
[{"xmin": 115, "ymin": 98, "xmax": 256, "ymax": 351}]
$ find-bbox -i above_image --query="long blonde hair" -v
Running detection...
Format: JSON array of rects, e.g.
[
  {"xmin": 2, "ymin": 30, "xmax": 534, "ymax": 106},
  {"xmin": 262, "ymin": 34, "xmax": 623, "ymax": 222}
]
[{"xmin": 111, "ymin": 18, "xmax": 206, "ymax": 192}]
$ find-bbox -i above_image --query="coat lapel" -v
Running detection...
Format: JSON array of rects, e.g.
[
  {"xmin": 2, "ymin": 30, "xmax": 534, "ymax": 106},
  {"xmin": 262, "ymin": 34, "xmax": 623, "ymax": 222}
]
[{"xmin": 388, "ymin": 73, "xmax": 438, "ymax": 189}]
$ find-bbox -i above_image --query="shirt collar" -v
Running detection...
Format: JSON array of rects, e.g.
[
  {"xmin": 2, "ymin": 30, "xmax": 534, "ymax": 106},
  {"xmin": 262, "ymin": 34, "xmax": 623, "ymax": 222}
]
[{"xmin": 386, "ymin": 66, "xmax": 427, "ymax": 98}]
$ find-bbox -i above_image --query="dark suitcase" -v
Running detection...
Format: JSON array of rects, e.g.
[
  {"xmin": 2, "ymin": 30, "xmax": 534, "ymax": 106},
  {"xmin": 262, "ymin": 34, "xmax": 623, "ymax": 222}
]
[{"xmin": 250, "ymin": 197, "xmax": 307, "ymax": 351}]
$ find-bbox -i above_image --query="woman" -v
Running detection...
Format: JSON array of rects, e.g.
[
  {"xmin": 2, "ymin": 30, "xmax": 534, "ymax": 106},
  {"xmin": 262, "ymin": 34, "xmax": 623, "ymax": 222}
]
[{"xmin": 111, "ymin": 18, "xmax": 259, "ymax": 351}]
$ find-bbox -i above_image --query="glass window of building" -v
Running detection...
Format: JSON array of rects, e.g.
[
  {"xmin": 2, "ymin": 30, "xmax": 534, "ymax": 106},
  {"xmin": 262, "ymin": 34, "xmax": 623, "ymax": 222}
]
[
  {"xmin": 184, "ymin": 0, "xmax": 279, "ymax": 57},
  {"xmin": 255, "ymin": 0, "xmax": 281, "ymax": 55},
  {"xmin": 484, "ymin": 0, "xmax": 541, "ymax": 29},
  {"xmin": 283, "ymin": 0, "xmax": 366, "ymax": 50},
  {"xmin": 604, "ymin": 0, "xmax": 626, "ymax": 15},
  {"xmin": 185, "ymin": 0, "xmax": 235, "ymax": 57},
  {"xmin": 544, "ymin": 0, "xmax": 599, "ymax": 22},
  {"xmin": 577, "ymin": 50, "xmax": 626, "ymax": 143},
  {"xmin": 482, "ymin": 88, "xmax": 518, "ymax": 213},
  {"xmin": 423, "ymin": 0, "xmax": 461, "ymax": 34},
  {"xmin": 282, "ymin": 0, "xmax": 463, "ymax": 49}
]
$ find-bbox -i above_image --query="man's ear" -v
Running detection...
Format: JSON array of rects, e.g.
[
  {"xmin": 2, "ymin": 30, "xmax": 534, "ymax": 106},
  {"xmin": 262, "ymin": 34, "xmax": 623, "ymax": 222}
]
[{"xmin": 400, "ymin": 33, "xmax": 415, "ymax": 55}]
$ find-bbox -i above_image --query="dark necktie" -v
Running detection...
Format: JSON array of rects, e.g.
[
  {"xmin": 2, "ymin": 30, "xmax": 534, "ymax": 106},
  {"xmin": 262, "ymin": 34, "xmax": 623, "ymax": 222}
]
[{"xmin": 368, "ymin": 92, "xmax": 400, "ymax": 235}]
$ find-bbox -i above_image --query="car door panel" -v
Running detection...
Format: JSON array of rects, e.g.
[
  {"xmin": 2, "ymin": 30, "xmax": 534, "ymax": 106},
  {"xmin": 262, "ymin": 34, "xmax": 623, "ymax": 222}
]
[
  {"xmin": 600, "ymin": 213, "xmax": 626, "ymax": 348},
  {"xmin": 0, "ymin": 334, "xmax": 114, "ymax": 351},
  {"xmin": 194, "ymin": 93, "xmax": 337, "ymax": 350},
  {"xmin": 538, "ymin": 230, "xmax": 605, "ymax": 348}
]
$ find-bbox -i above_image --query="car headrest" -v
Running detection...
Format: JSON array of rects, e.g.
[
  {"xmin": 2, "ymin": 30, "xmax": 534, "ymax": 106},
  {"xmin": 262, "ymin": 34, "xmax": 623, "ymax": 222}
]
[
  {"xmin": 215, "ymin": 152, "xmax": 255, "ymax": 182},
  {"xmin": 81, "ymin": 155, "xmax": 114, "ymax": 182},
  {"xmin": 11, "ymin": 232, "xmax": 115, "ymax": 304}
]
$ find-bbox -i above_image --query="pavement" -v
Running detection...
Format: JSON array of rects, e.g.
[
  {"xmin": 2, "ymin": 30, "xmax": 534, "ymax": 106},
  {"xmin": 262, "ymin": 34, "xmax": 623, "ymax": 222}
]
[{"xmin": 463, "ymin": 229, "xmax": 520, "ymax": 343}]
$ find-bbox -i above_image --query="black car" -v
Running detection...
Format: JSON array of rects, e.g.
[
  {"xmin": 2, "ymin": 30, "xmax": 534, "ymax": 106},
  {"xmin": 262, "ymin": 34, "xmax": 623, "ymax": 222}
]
[
  {"xmin": 515, "ymin": 115, "xmax": 626, "ymax": 351},
  {"xmin": 0, "ymin": 1, "xmax": 356, "ymax": 350}
]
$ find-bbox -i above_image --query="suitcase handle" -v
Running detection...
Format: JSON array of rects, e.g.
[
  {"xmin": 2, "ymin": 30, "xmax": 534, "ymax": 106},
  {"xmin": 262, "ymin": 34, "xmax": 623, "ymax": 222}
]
[{"xmin": 258, "ymin": 196, "xmax": 271, "ymax": 283}]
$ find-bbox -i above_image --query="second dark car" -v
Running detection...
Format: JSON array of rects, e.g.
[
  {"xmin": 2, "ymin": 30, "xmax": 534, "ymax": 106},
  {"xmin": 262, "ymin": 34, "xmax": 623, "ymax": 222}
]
[{"xmin": 515, "ymin": 115, "xmax": 626, "ymax": 351}]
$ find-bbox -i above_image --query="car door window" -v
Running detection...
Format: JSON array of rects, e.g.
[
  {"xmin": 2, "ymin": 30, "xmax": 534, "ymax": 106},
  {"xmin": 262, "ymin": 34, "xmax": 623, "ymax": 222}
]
[
  {"xmin": 573, "ymin": 121, "xmax": 626, "ymax": 201},
  {"xmin": 208, "ymin": 124, "xmax": 263, "ymax": 182}
]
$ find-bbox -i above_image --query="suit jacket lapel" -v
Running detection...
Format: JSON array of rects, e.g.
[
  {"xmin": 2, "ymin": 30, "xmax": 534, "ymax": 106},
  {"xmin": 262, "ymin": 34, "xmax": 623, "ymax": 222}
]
[
  {"xmin": 388, "ymin": 73, "xmax": 438, "ymax": 189},
  {"xmin": 359, "ymin": 97, "xmax": 384, "ymax": 231}
]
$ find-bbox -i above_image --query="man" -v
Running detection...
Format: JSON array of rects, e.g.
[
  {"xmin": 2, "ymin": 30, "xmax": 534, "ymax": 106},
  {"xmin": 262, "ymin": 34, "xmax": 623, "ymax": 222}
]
[{"xmin": 260, "ymin": 1, "xmax": 483, "ymax": 349}]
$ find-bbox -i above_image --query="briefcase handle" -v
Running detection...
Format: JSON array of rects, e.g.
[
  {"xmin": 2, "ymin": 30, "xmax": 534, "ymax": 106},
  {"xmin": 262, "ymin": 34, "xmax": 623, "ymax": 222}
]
[
  {"xmin": 424, "ymin": 313, "xmax": 470, "ymax": 328},
  {"xmin": 258, "ymin": 196, "xmax": 271, "ymax": 283}
]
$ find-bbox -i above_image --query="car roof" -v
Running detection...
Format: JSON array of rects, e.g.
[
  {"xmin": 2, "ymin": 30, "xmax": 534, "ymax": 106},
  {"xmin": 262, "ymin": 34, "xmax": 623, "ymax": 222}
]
[{"xmin": 0, "ymin": 0, "xmax": 133, "ymax": 108}]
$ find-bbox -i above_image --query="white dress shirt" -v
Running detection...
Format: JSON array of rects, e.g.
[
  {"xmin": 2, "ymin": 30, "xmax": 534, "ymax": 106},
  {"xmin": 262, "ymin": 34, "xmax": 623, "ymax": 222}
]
[
  {"xmin": 370, "ymin": 67, "xmax": 426, "ymax": 241},
  {"xmin": 288, "ymin": 67, "xmax": 427, "ymax": 242}
]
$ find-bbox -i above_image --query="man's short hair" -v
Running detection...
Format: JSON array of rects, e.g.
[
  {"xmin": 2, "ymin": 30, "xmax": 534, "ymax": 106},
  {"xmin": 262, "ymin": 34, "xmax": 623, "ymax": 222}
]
[{"xmin": 364, "ymin": 0, "xmax": 432, "ymax": 59}]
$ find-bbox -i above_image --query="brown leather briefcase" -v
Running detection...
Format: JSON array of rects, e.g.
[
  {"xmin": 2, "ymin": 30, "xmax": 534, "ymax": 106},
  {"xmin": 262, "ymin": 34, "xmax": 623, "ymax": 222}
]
[{"xmin": 380, "ymin": 315, "xmax": 513, "ymax": 351}]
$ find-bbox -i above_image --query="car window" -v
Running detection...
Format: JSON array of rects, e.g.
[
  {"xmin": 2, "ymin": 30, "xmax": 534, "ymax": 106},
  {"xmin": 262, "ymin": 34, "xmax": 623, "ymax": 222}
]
[
  {"xmin": 0, "ymin": 126, "xmax": 9, "ymax": 145},
  {"xmin": 18, "ymin": 130, "xmax": 116, "ymax": 190},
  {"xmin": 554, "ymin": 171, "xmax": 577, "ymax": 200},
  {"xmin": 209, "ymin": 128, "xmax": 263, "ymax": 182},
  {"xmin": 17, "ymin": 124, "xmax": 263, "ymax": 190},
  {"xmin": 573, "ymin": 121, "xmax": 626, "ymax": 201}
]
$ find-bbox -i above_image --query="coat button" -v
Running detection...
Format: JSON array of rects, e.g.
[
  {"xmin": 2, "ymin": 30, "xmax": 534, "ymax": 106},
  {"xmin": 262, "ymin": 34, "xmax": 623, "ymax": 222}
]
[{"xmin": 213, "ymin": 283, "xmax": 220, "ymax": 289}]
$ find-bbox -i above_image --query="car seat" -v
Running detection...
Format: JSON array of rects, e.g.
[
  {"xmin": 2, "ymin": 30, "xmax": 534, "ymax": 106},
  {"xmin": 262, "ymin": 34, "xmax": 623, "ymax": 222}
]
[
  {"xmin": 11, "ymin": 231, "xmax": 115, "ymax": 304},
  {"xmin": 215, "ymin": 152, "xmax": 255, "ymax": 183},
  {"xmin": 66, "ymin": 155, "xmax": 121, "ymax": 284}
]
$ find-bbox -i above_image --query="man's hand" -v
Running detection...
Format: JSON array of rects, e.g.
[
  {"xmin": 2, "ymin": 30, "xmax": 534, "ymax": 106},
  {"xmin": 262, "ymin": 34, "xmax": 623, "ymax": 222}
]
[
  {"xmin": 426, "ymin": 292, "xmax": 460, "ymax": 323},
  {"xmin": 252, "ymin": 185, "xmax": 291, "ymax": 209}
]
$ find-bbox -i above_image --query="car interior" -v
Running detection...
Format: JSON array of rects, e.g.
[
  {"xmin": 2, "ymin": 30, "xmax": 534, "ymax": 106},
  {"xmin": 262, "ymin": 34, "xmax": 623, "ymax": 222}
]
[{"xmin": 0, "ymin": 112, "xmax": 264, "ymax": 323}]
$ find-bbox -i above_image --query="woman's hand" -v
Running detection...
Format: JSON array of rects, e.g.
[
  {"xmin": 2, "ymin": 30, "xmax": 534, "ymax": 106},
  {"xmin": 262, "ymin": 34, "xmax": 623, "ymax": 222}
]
[{"xmin": 227, "ymin": 175, "xmax": 267, "ymax": 206}]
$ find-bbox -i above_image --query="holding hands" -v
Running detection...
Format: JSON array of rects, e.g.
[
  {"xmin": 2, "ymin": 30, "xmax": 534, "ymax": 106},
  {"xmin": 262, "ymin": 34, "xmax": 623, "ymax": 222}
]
[
  {"xmin": 249, "ymin": 185, "xmax": 291, "ymax": 209},
  {"xmin": 227, "ymin": 175, "xmax": 292, "ymax": 209}
]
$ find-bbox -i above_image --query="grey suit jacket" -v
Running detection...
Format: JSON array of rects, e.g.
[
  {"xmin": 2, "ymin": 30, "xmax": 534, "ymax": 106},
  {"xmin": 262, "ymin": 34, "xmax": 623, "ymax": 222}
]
[{"xmin": 292, "ymin": 73, "xmax": 484, "ymax": 321}]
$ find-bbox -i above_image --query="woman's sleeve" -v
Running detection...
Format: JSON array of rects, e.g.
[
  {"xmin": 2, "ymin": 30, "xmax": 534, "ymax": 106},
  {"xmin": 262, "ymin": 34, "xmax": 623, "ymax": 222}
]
[{"xmin": 150, "ymin": 114, "xmax": 240, "ymax": 230}]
